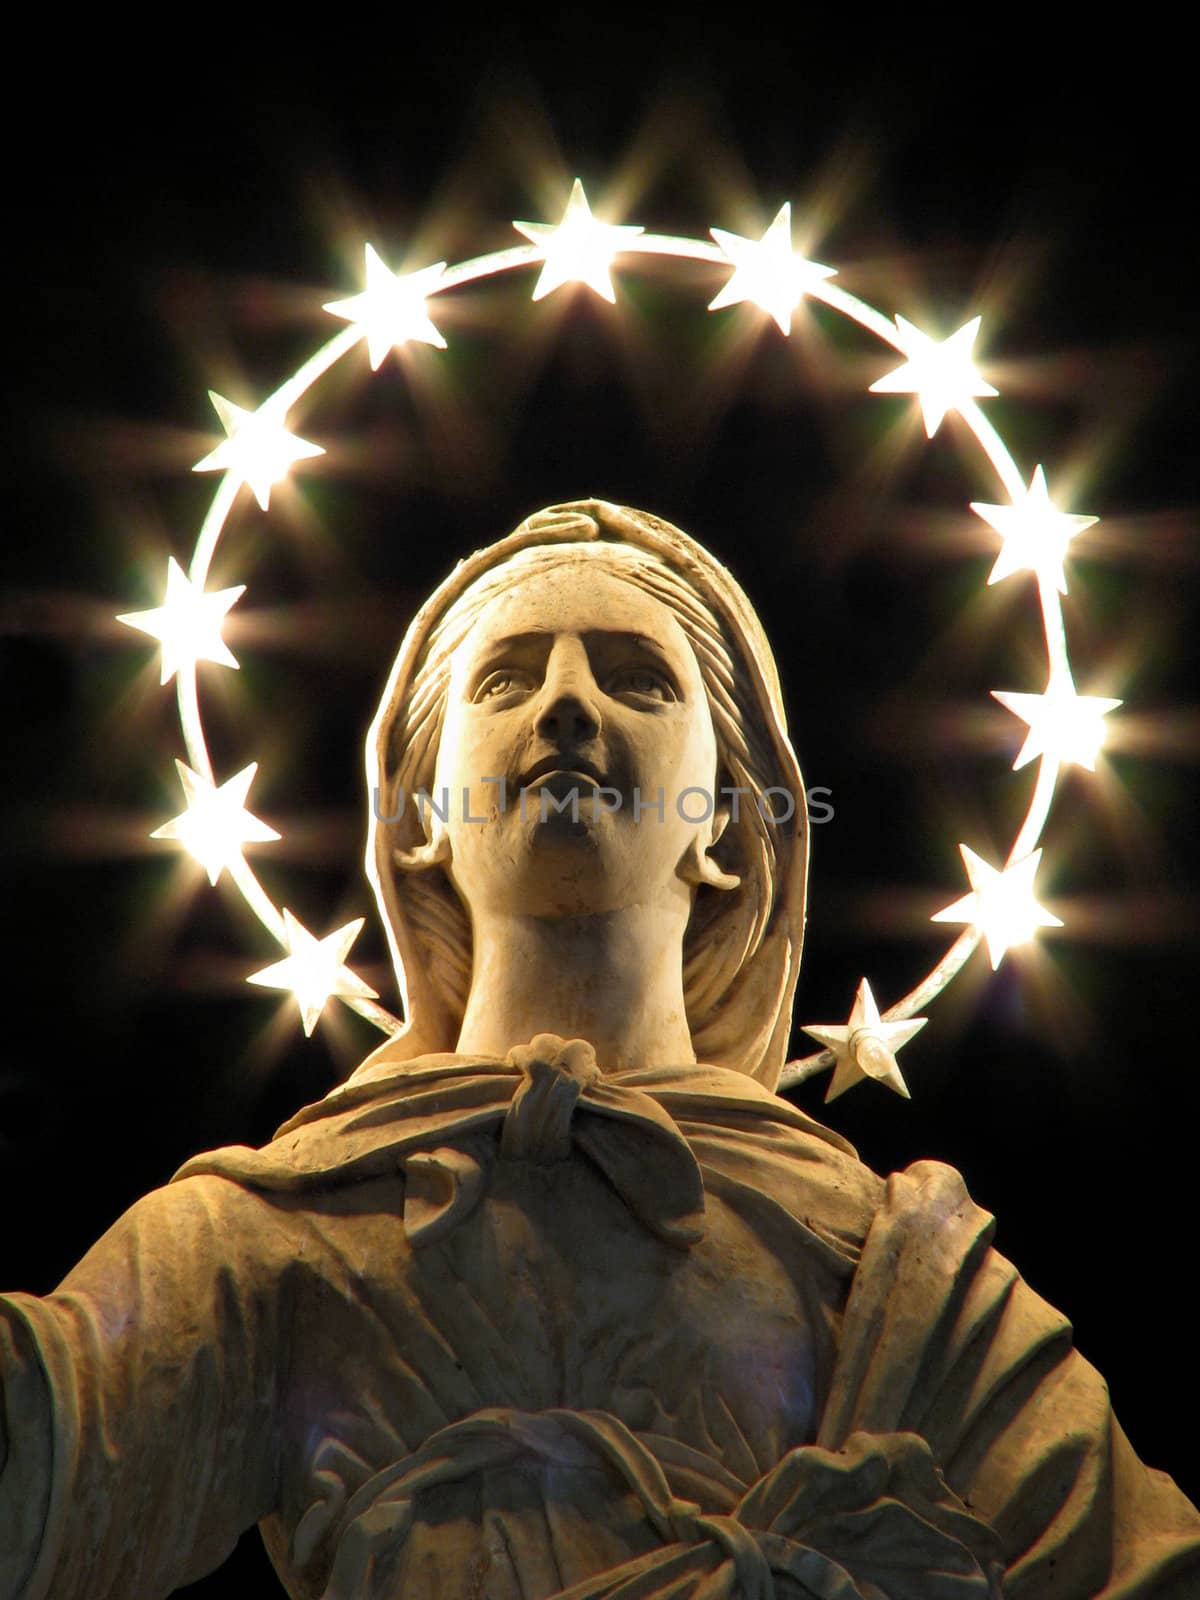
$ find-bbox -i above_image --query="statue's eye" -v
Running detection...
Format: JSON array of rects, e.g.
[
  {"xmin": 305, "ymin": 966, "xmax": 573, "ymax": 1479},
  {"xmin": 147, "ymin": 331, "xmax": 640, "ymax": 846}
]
[
  {"xmin": 607, "ymin": 667, "xmax": 676, "ymax": 702},
  {"xmin": 474, "ymin": 669, "xmax": 534, "ymax": 702}
]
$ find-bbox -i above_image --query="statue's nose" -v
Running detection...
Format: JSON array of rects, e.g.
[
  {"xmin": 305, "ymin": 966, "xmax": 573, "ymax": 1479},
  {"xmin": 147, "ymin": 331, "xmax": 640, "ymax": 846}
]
[
  {"xmin": 534, "ymin": 643, "xmax": 602, "ymax": 743},
  {"xmin": 534, "ymin": 686, "xmax": 601, "ymax": 744}
]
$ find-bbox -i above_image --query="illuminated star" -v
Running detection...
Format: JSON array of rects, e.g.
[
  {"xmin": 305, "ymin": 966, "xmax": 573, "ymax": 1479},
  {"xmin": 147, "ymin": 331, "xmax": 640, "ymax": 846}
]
[
  {"xmin": 932, "ymin": 845, "xmax": 1063, "ymax": 969},
  {"xmin": 973, "ymin": 465, "xmax": 1098, "ymax": 593},
  {"xmin": 193, "ymin": 391, "xmax": 324, "ymax": 511},
  {"xmin": 151, "ymin": 760, "xmax": 279, "ymax": 885},
  {"xmin": 323, "ymin": 245, "xmax": 448, "ymax": 368},
  {"xmin": 992, "ymin": 680, "xmax": 1122, "ymax": 771},
  {"xmin": 802, "ymin": 977, "xmax": 926, "ymax": 1103},
  {"xmin": 869, "ymin": 314, "xmax": 997, "ymax": 437},
  {"xmin": 117, "ymin": 556, "xmax": 244, "ymax": 684},
  {"xmin": 513, "ymin": 178, "xmax": 644, "ymax": 303},
  {"xmin": 247, "ymin": 909, "xmax": 378, "ymax": 1036},
  {"xmin": 708, "ymin": 203, "xmax": 835, "ymax": 334}
]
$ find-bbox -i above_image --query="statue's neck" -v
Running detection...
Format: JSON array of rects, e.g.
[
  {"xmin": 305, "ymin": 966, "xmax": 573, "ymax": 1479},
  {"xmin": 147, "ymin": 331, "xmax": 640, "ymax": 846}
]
[{"xmin": 455, "ymin": 905, "xmax": 695, "ymax": 1073}]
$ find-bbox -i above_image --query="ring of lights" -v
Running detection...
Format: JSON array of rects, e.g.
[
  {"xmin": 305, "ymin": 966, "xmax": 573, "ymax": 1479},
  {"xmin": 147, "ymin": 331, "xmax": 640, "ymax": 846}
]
[{"xmin": 119, "ymin": 180, "xmax": 1115, "ymax": 1096}]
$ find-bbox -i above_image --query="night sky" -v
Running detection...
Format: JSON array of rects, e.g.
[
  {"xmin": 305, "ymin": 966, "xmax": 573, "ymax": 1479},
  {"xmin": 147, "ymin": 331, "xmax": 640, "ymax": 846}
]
[{"xmin": 2, "ymin": 29, "xmax": 1197, "ymax": 1591}]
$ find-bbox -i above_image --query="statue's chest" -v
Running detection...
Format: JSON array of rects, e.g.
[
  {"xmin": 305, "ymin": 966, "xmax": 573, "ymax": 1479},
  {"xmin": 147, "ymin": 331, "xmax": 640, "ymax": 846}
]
[{"xmin": 409, "ymin": 1153, "xmax": 832, "ymax": 1470}]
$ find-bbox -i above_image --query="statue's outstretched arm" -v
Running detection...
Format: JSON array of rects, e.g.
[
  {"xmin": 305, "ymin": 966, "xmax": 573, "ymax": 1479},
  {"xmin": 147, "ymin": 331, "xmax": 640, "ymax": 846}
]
[{"xmin": 0, "ymin": 1174, "xmax": 284, "ymax": 1600}]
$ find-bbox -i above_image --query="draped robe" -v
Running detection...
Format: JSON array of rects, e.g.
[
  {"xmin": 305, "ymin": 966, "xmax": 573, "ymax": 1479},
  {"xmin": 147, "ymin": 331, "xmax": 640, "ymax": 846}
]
[{"xmin": 2, "ymin": 1040, "xmax": 1198, "ymax": 1598}]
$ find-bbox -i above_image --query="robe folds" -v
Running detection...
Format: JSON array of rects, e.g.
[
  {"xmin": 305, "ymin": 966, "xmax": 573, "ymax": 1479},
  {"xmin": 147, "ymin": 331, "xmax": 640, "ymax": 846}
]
[{"xmin": 2, "ymin": 1043, "xmax": 1198, "ymax": 1598}]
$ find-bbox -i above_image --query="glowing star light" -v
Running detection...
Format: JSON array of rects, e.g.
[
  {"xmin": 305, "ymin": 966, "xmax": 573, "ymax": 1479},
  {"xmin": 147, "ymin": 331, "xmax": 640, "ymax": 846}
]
[
  {"xmin": 708, "ymin": 203, "xmax": 835, "ymax": 334},
  {"xmin": 117, "ymin": 556, "xmax": 244, "ymax": 684},
  {"xmin": 193, "ymin": 391, "xmax": 324, "ymax": 511},
  {"xmin": 932, "ymin": 844, "xmax": 1063, "ymax": 969},
  {"xmin": 324, "ymin": 245, "xmax": 448, "ymax": 368},
  {"xmin": 993, "ymin": 681, "xmax": 1122, "ymax": 771},
  {"xmin": 247, "ymin": 909, "xmax": 378, "ymax": 1036},
  {"xmin": 151, "ymin": 760, "xmax": 279, "ymax": 885},
  {"xmin": 513, "ymin": 179, "xmax": 644, "ymax": 304},
  {"xmin": 973, "ymin": 465, "xmax": 1098, "ymax": 593},
  {"xmin": 802, "ymin": 977, "xmax": 926, "ymax": 1102},
  {"xmin": 870, "ymin": 314, "xmax": 997, "ymax": 437}
]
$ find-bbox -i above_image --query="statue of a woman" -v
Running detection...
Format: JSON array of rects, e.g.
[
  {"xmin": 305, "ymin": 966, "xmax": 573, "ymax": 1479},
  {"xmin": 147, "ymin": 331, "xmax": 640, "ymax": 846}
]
[{"xmin": 2, "ymin": 500, "xmax": 1197, "ymax": 1598}]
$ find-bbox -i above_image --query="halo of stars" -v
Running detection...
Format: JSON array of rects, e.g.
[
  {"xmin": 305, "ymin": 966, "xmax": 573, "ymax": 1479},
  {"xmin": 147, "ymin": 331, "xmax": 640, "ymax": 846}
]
[{"xmin": 115, "ymin": 179, "xmax": 1115, "ymax": 1089}]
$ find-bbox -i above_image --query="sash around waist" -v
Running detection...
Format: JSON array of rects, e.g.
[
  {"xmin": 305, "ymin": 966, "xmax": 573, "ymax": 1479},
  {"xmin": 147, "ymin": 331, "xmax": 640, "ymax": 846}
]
[{"xmin": 296, "ymin": 1406, "xmax": 1004, "ymax": 1600}]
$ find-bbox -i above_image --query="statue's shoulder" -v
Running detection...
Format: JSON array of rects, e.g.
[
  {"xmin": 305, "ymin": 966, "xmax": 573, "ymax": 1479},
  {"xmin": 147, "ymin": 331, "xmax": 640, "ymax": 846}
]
[{"xmin": 169, "ymin": 1053, "xmax": 513, "ymax": 1195}]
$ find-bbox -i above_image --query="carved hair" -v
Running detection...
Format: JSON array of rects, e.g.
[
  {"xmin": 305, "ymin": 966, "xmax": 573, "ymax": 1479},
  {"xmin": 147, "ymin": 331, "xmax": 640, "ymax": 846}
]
[{"xmin": 379, "ymin": 541, "xmax": 783, "ymax": 1054}]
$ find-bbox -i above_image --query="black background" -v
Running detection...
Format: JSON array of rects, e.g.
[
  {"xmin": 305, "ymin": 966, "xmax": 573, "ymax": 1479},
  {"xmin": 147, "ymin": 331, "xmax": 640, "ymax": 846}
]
[{"xmin": 2, "ymin": 26, "xmax": 1197, "ymax": 1593}]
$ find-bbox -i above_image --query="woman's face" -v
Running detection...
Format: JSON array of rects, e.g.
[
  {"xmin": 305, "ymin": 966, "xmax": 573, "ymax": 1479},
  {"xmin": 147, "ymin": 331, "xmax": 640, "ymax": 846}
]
[{"xmin": 434, "ymin": 560, "xmax": 722, "ymax": 919}]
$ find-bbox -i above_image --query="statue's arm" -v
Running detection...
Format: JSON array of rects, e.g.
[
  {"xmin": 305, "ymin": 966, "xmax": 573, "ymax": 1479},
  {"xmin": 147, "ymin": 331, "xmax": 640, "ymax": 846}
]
[
  {"xmin": 819, "ymin": 1160, "xmax": 1200, "ymax": 1599},
  {"xmin": 0, "ymin": 1174, "xmax": 285, "ymax": 1600},
  {"xmin": 943, "ymin": 1275, "xmax": 1200, "ymax": 1600}
]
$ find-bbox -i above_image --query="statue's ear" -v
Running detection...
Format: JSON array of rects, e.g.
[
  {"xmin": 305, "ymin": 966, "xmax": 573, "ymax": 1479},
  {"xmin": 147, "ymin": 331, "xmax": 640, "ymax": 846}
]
[
  {"xmin": 393, "ymin": 834, "xmax": 451, "ymax": 872},
  {"xmin": 678, "ymin": 805, "xmax": 740, "ymax": 892},
  {"xmin": 392, "ymin": 798, "xmax": 452, "ymax": 873}
]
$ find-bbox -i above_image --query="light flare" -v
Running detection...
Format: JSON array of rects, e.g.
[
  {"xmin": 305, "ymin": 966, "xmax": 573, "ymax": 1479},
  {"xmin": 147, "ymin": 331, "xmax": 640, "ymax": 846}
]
[
  {"xmin": 992, "ymin": 680, "xmax": 1122, "ymax": 770},
  {"xmin": 193, "ymin": 391, "xmax": 324, "ymax": 511},
  {"xmin": 246, "ymin": 909, "xmax": 378, "ymax": 1036},
  {"xmin": 117, "ymin": 556, "xmax": 243, "ymax": 685},
  {"xmin": 513, "ymin": 178, "xmax": 644, "ymax": 303},
  {"xmin": 870, "ymin": 314, "xmax": 997, "ymax": 437},
  {"xmin": 932, "ymin": 845, "xmax": 1063, "ymax": 969},
  {"xmin": 708, "ymin": 202, "xmax": 835, "ymax": 334},
  {"xmin": 324, "ymin": 245, "xmax": 448, "ymax": 368},
  {"xmin": 151, "ymin": 760, "xmax": 280, "ymax": 885},
  {"xmin": 973, "ymin": 465, "xmax": 1098, "ymax": 593}
]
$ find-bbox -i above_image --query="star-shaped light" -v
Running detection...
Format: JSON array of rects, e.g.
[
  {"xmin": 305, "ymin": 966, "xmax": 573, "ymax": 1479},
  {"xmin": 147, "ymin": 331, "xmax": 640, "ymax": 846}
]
[
  {"xmin": 151, "ymin": 760, "xmax": 279, "ymax": 885},
  {"xmin": 247, "ymin": 909, "xmax": 378, "ymax": 1036},
  {"xmin": 992, "ymin": 680, "xmax": 1122, "ymax": 771},
  {"xmin": 802, "ymin": 977, "xmax": 926, "ymax": 1103},
  {"xmin": 193, "ymin": 392, "xmax": 324, "ymax": 511},
  {"xmin": 932, "ymin": 845, "xmax": 1062, "ymax": 969},
  {"xmin": 708, "ymin": 203, "xmax": 835, "ymax": 334},
  {"xmin": 513, "ymin": 178, "xmax": 644, "ymax": 303},
  {"xmin": 869, "ymin": 314, "xmax": 997, "ymax": 437},
  {"xmin": 972, "ymin": 465, "xmax": 1098, "ymax": 593},
  {"xmin": 323, "ymin": 245, "xmax": 448, "ymax": 368},
  {"xmin": 117, "ymin": 556, "xmax": 244, "ymax": 685}
]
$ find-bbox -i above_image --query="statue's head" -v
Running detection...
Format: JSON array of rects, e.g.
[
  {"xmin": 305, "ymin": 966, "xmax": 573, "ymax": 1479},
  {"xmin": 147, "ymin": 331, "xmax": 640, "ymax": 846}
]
[{"xmin": 361, "ymin": 500, "xmax": 808, "ymax": 1089}]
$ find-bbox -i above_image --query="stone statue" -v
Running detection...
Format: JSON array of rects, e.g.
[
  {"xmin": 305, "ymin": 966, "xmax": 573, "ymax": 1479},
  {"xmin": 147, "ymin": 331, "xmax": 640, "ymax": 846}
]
[{"xmin": 2, "ymin": 500, "xmax": 1197, "ymax": 1598}]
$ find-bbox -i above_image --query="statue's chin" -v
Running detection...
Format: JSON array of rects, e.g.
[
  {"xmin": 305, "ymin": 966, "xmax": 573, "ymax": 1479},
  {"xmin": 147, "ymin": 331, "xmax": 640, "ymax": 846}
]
[
  {"xmin": 459, "ymin": 823, "xmax": 663, "ymax": 920},
  {"xmin": 508, "ymin": 826, "xmax": 622, "ymax": 918}
]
